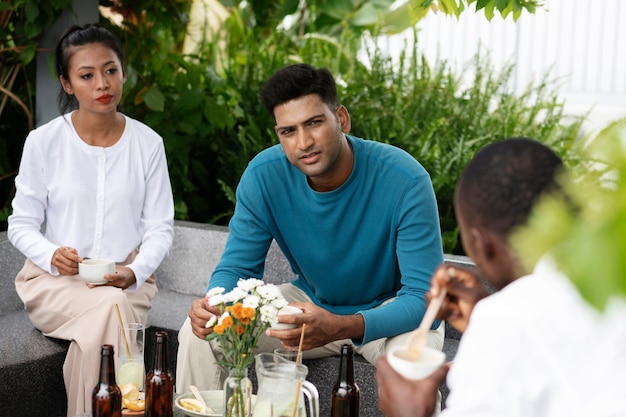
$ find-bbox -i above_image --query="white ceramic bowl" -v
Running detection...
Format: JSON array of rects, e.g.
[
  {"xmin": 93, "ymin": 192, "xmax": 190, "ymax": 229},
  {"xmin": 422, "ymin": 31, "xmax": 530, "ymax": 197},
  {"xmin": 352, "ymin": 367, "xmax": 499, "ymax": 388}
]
[
  {"xmin": 78, "ymin": 258, "xmax": 115, "ymax": 284},
  {"xmin": 271, "ymin": 305, "xmax": 303, "ymax": 330},
  {"xmin": 387, "ymin": 345, "xmax": 446, "ymax": 380}
]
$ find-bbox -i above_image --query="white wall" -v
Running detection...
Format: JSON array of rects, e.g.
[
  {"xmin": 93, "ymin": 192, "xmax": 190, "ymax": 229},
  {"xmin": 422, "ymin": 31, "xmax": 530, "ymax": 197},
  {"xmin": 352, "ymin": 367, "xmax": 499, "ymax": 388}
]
[{"xmin": 382, "ymin": 0, "xmax": 626, "ymax": 134}]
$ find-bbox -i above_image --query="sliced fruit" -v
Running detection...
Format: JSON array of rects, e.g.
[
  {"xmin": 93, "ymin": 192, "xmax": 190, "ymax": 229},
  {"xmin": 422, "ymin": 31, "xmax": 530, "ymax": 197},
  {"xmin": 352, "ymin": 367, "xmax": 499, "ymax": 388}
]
[
  {"xmin": 118, "ymin": 361, "xmax": 144, "ymax": 387},
  {"xmin": 118, "ymin": 382, "xmax": 140, "ymax": 401},
  {"xmin": 123, "ymin": 398, "xmax": 145, "ymax": 411},
  {"xmin": 179, "ymin": 398, "xmax": 207, "ymax": 412}
]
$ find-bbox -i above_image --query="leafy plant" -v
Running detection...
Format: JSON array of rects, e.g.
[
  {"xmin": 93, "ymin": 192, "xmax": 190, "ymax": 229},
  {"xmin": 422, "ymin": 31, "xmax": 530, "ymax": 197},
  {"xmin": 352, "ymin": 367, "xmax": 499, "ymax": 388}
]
[
  {"xmin": 418, "ymin": 0, "xmax": 542, "ymax": 21},
  {"xmin": 0, "ymin": 0, "xmax": 73, "ymax": 229},
  {"xmin": 99, "ymin": 0, "xmax": 581, "ymax": 254},
  {"xmin": 336, "ymin": 36, "xmax": 583, "ymax": 252},
  {"xmin": 514, "ymin": 118, "xmax": 626, "ymax": 310},
  {"xmin": 1, "ymin": 0, "xmax": 577, "ymax": 257}
]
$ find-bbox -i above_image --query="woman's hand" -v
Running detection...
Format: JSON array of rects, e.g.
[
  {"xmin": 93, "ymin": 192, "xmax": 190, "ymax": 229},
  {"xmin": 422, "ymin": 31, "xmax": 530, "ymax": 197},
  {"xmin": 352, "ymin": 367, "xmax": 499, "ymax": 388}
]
[
  {"xmin": 52, "ymin": 246, "xmax": 81, "ymax": 276},
  {"xmin": 88, "ymin": 264, "xmax": 136, "ymax": 290}
]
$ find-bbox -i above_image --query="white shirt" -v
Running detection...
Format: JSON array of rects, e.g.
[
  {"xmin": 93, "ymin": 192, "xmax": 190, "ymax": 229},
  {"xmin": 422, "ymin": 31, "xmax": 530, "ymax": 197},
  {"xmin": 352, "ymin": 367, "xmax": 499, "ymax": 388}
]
[
  {"xmin": 8, "ymin": 113, "xmax": 174, "ymax": 289},
  {"xmin": 443, "ymin": 258, "xmax": 626, "ymax": 417}
]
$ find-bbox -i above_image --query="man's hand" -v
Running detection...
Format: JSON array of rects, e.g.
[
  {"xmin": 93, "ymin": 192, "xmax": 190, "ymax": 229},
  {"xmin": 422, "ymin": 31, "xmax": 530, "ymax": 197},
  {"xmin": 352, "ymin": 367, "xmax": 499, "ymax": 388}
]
[
  {"xmin": 188, "ymin": 297, "xmax": 222, "ymax": 340},
  {"xmin": 429, "ymin": 265, "xmax": 490, "ymax": 333},
  {"xmin": 376, "ymin": 356, "xmax": 450, "ymax": 417},
  {"xmin": 265, "ymin": 302, "xmax": 364, "ymax": 350}
]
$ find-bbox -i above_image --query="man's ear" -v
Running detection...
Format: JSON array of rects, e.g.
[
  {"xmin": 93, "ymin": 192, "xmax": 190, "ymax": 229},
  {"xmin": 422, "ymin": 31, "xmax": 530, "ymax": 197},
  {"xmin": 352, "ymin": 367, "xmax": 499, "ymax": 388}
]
[
  {"xmin": 471, "ymin": 227, "xmax": 505, "ymax": 261},
  {"xmin": 471, "ymin": 227, "xmax": 516, "ymax": 290},
  {"xmin": 336, "ymin": 105, "xmax": 351, "ymax": 133}
]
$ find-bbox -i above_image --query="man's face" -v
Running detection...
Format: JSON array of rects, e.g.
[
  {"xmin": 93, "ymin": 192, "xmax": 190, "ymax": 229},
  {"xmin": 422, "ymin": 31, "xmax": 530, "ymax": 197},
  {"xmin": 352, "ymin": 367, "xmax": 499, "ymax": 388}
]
[{"xmin": 274, "ymin": 94, "xmax": 352, "ymax": 191}]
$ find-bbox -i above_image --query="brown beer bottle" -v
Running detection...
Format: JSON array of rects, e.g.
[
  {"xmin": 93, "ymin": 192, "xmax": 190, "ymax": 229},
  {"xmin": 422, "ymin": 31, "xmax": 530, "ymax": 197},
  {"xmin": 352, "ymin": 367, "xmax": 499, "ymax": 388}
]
[
  {"xmin": 145, "ymin": 331, "xmax": 174, "ymax": 417},
  {"xmin": 92, "ymin": 344, "xmax": 122, "ymax": 417},
  {"xmin": 331, "ymin": 343, "xmax": 360, "ymax": 417}
]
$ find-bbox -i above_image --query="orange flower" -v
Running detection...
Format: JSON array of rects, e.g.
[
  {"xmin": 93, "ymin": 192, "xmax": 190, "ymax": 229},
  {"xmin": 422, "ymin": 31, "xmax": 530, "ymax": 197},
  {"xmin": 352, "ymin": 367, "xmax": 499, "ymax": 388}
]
[
  {"xmin": 233, "ymin": 325, "xmax": 245, "ymax": 335},
  {"xmin": 221, "ymin": 315, "xmax": 233, "ymax": 329},
  {"xmin": 214, "ymin": 324, "xmax": 225, "ymax": 335},
  {"xmin": 241, "ymin": 306, "xmax": 256, "ymax": 320},
  {"xmin": 231, "ymin": 303, "xmax": 243, "ymax": 319}
]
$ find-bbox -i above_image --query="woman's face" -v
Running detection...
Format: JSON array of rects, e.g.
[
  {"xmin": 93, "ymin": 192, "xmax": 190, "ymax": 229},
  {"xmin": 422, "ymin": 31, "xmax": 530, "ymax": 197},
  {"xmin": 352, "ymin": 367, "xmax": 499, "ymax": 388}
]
[{"xmin": 60, "ymin": 42, "xmax": 125, "ymax": 115}]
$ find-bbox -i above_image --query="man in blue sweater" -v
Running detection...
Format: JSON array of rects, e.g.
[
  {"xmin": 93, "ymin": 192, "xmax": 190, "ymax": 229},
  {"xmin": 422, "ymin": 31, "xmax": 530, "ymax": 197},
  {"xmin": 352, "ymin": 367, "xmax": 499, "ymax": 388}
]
[{"xmin": 176, "ymin": 63, "xmax": 445, "ymax": 396}]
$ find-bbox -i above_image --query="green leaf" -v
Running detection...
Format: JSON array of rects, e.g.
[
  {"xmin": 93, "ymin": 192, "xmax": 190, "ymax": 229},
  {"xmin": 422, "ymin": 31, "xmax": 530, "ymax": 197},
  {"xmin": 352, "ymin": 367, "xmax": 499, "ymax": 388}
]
[
  {"xmin": 475, "ymin": 0, "xmax": 493, "ymax": 9},
  {"xmin": 380, "ymin": 3, "xmax": 429, "ymax": 34},
  {"xmin": 19, "ymin": 44, "xmax": 36, "ymax": 65},
  {"xmin": 24, "ymin": 1, "xmax": 40, "ymax": 22},
  {"xmin": 142, "ymin": 86, "xmax": 165, "ymax": 112},
  {"xmin": 495, "ymin": 0, "xmax": 510, "ymax": 11},
  {"xmin": 323, "ymin": 0, "xmax": 355, "ymax": 20},
  {"xmin": 350, "ymin": 3, "xmax": 383, "ymax": 27},
  {"xmin": 484, "ymin": 3, "xmax": 495, "ymax": 19}
]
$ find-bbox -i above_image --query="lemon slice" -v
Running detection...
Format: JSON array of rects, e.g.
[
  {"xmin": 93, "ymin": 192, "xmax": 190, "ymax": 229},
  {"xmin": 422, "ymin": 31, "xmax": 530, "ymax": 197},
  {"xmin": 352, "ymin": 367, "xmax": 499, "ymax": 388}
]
[
  {"xmin": 123, "ymin": 397, "xmax": 145, "ymax": 411},
  {"xmin": 118, "ymin": 382, "xmax": 140, "ymax": 401},
  {"xmin": 118, "ymin": 361, "xmax": 144, "ymax": 387},
  {"xmin": 179, "ymin": 398, "xmax": 213, "ymax": 413}
]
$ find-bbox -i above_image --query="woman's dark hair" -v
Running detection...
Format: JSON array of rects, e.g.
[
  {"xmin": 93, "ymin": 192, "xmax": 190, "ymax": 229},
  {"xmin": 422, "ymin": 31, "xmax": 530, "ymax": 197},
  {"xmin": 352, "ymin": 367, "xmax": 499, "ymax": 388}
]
[
  {"xmin": 55, "ymin": 24, "xmax": 124, "ymax": 115},
  {"xmin": 259, "ymin": 63, "xmax": 339, "ymax": 118}
]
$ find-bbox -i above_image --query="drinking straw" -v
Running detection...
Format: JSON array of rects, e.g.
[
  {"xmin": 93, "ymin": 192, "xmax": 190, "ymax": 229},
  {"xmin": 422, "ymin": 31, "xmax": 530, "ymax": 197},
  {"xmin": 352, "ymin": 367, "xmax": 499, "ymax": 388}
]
[
  {"xmin": 291, "ymin": 323, "xmax": 307, "ymax": 417},
  {"xmin": 115, "ymin": 304, "xmax": 131, "ymax": 358}
]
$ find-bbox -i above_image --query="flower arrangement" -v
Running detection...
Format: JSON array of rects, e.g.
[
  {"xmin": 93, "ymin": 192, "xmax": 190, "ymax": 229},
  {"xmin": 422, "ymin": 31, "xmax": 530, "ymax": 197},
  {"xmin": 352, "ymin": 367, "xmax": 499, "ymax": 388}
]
[
  {"xmin": 204, "ymin": 278, "xmax": 289, "ymax": 417},
  {"xmin": 205, "ymin": 278, "xmax": 288, "ymax": 369}
]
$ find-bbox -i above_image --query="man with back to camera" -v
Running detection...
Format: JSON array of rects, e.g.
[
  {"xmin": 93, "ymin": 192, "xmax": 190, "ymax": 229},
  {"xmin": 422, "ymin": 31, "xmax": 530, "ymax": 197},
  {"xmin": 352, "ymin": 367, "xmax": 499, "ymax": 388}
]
[
  {"xmin": 176, "ymin": 63, "xmax": 446, "ymax": 411},
  {"xmin": 376, "ymin": 137, "xmax": 626, "ymax": 417}
]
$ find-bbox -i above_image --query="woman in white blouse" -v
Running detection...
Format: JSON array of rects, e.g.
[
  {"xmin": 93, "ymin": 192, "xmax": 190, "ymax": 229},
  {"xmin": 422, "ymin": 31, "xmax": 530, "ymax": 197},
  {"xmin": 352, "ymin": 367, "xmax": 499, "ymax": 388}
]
[{"xmin": 8, "ymin": 24, "xmax": 174, "ymax": 416}]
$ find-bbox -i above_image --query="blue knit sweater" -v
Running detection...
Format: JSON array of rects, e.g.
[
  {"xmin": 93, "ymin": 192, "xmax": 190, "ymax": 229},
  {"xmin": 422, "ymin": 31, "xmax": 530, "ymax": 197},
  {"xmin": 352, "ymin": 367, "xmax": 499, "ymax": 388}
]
[{"xmin": 209, "ymin": 135, "xmax": 443, "ymax": 344}]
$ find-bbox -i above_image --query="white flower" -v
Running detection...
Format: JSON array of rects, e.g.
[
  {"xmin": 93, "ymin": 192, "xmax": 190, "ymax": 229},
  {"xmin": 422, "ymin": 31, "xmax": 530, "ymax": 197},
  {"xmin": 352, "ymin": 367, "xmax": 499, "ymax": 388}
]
[
  {"xmin": 237, "ymin": 278, "xmax": 264, "ymax": 292},
  {"xmin": 242, "ymin": 294, "xmax": 260, "ymax": 310},
  {"xmin": 256, "ymin": 283, "xmax": 281, "ymax": 300},
  {"xmin": 260, "ymin": 304, "xmax": 278, "ymax": 325},
  {"xmin": 224, "ymin": 287, "xmax": 247, "ymax": 303},
  {"xmin": 205, "ymin": 315, "xmax": 217, "ymax": 328},
  {"xmin": 271, "ymin": 297, "xmax": 289, "ymax": 309},
  {"xmin": 207, "ymin": 287, "xmax": 225, "ymax": 297},
  {"xmin": 208, "ymin": 293, "xmax": 226, "ymax": 306}
]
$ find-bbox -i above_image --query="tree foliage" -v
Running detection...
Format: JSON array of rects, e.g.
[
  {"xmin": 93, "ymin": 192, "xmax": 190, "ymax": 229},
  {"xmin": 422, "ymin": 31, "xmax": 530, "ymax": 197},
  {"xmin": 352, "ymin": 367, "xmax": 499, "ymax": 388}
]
[{"xmin": 1, "ymin": 0, "xmax": 576, "ymax": 256}]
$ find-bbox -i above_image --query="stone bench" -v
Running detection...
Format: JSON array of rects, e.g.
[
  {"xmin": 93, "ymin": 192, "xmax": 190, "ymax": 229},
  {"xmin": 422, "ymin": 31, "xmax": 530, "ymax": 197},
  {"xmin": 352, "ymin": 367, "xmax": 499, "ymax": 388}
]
[{"xmin": 0, "ymin": 220, "xmax": 471, "ymax": 417}]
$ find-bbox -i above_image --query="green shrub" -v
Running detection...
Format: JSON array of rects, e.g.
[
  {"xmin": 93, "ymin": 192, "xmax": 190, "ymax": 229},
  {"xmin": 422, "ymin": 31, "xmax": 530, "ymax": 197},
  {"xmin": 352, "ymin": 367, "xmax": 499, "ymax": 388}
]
[{"xmin": 2, "ymin": 2, "xmax": 584, "ymax": 256}]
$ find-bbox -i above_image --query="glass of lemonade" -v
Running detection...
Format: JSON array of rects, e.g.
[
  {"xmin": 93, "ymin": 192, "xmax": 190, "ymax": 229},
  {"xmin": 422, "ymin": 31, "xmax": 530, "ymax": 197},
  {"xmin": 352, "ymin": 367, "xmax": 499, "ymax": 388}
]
[{"xmin": 117, "ymin": 322, "xmax": 145, "ymax": 390}]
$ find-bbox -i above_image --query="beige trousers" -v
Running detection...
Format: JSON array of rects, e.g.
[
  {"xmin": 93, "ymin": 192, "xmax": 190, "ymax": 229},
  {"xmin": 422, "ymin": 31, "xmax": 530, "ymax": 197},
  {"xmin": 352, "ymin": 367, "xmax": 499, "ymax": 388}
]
[
  {"xmin": 15, "ymin": 258, "xmax": 157, "ymax": 417},
  {"xmin": 176, "ymin": 283, "xmax": 445, "ymax": 412}
]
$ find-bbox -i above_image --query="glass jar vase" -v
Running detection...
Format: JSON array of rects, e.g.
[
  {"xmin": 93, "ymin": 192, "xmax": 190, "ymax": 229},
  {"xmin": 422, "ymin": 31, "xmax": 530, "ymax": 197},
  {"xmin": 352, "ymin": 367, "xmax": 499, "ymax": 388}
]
[{"xmin": 223, "ymin": 367, "xmax": 252, "ymax": 417}]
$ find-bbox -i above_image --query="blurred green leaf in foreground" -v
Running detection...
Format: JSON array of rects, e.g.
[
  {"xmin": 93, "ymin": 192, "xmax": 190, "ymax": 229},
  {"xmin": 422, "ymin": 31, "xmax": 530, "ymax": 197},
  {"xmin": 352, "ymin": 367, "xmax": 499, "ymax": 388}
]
[{"xmin": 513, "ymin": 118, "xmax": 626, "ymax": 311}]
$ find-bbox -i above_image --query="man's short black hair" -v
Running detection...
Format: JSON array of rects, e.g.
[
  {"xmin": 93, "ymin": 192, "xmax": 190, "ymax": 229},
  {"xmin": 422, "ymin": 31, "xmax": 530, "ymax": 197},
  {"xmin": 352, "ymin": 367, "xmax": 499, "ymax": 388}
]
[
  {"xmin": 259, "ymin": 63, "xmax": 339, "ymax": 118},
  {"xmin": 455, "ymin": 137, "xmax": 564, "ymax": 237}
]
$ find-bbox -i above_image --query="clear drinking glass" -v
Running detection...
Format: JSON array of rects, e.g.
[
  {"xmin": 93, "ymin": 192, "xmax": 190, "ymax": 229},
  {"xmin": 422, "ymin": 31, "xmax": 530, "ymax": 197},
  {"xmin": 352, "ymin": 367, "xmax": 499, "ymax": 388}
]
[
  {"xmin": 273, "ymin": 347, "xmax": 302, "ymax": 364},
  {"xmin": 117, "ymin": 322, "xmax": 145, "ymax": 390}
]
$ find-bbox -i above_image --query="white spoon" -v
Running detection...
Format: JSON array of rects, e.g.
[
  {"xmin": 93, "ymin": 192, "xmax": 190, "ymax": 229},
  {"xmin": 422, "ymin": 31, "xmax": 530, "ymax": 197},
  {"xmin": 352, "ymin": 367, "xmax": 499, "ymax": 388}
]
[
  {"xmin": 405, "ymin": 267, "xmax": 455, "ymax": 360},
  {"xmin": 189, "ymin": 384, "xmax": 214, "ymax": 414}
]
